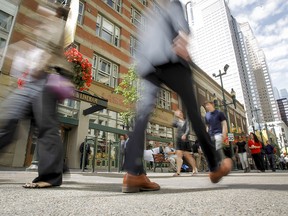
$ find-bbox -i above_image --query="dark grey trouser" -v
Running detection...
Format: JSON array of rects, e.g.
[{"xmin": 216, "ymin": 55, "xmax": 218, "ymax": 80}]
[
  {"xmin": 123, "ymin": 63, "xmax": 219, "ymax": 175},
  {"xmin": 0, "ymin": 78, "xmax": 63, "ymax": 186},
  {"xmin": 267, "ymin": 154, "xmax": 276, "ymax": 171}
]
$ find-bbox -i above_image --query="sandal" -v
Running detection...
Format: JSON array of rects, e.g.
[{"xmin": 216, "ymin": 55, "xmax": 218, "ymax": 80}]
[
  {"xmin": 192, "ymin": 169, "xmax": 198, "ymax": 175},
  {"xmin": 173, "ymin": 173, "xmax": 180, "ymax": 177},
  {"xmin": 23, "ymin": 181, "xmax": 53, "ymax": 189}
]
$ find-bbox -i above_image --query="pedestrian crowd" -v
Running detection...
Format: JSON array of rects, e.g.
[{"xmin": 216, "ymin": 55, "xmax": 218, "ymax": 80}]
[{"xmin": 0, "ymin": 0, "xmax": 286, "ymax": 194}]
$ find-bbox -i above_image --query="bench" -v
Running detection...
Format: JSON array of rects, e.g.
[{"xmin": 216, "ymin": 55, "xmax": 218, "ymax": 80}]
[{"xmin": 152, "ymin": 153, "xmax": 170, "ymax": 172}]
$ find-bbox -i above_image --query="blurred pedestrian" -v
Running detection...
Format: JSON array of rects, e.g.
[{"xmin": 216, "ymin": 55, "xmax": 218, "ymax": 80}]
[
  {"xmin": 119, "ymin": 134, "xmax": 126, "ymax": 171},
  {"xmin": 172, "ymin": 109, "xmax": 197, "ymax": 176},
  {"xmin": 192, "ymin": 140, "xmax": 202, "ymax": 171},
  {"xmin": 264, "ymin": 140, "xmax": 276, "ymax": 172},
  {"xmin": 164, "ymin": 142, "xmax": 177, "ymax": 172},
  {"xmin": 248, "ymin": 133, "xmax": 265, "ymax": 172},
  {"xmin": 0, "ymin": 2, "xmax": 72, "ymax": 188},
  {"xmin": 235, "ymin": 136, "xmax": 249, "ymax": 172},
  {"xmin": 204, "ymin": 101, "xmax": 227, "ymax": 163},
  {"xmin": 79, "ymin": 141, "xmax": 91, "ymax": 170},
  {"xmin": 122, "ymin": 0, "xmax": 232, "ymax": 193}
]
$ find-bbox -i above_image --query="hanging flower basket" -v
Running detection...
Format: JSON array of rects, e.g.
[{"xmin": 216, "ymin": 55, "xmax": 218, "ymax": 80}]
[{"xmin": 64, "ymin": 48, "xmax": 93, "ymax": 91}]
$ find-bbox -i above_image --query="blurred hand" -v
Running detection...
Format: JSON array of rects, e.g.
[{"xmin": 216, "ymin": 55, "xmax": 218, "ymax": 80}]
[
  {"xmin": 175, "ymin": 109, "xmax": 181, "ymax": 117},
  {"xmin": 181, "ymin": 134, "xmax": 186, "ymax": 141},
  {"xmin": 222, "ymin": 133, "xmax": 227, "ymax": 141},
  {"xmin": 172, "ymin": 31, "xmax": 191, "ymax": 61}
]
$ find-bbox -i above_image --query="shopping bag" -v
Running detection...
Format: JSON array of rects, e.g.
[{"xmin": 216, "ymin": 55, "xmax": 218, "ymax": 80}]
[{"xmin": 46, "ymin": 73, "xmax": 75, "ymax": 100}]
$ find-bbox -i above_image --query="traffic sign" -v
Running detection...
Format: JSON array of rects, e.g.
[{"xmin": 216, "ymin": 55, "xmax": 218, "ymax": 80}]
[{"xmin": 228, "ymin": 133, "xmax": 234, "ymax": 141}]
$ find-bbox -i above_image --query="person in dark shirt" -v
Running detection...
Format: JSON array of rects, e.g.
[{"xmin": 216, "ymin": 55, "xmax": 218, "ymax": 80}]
[
  {"xmin": 204, "ymin": 101, "xmax": 227, "ymax": 164},
  {"xmin": 265, "ymin": 140, "xmax": 276, "ymax": 172},
  {"xmin": 235, "ymin": 136, "xmax": 249, "ymax": 172},
  {"xmin": 79, "ymin": 142, "xmax": 91, "ymax": 170}
]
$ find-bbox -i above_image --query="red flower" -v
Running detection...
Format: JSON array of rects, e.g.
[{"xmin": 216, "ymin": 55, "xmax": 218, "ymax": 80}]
[
  {"xmin": 17, "ymin": 78, "xmax": 25, "ymax": 89},
  {"xmin": 65, "ymin": 48, "xmax": 93, "ymax": 91}
]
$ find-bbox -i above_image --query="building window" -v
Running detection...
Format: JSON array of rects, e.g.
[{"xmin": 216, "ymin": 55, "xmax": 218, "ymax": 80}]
[
  {"xmin": 53, "ymin": 0, "xmax": 69, "ymax": 6},
  {"xmin": 130, "ymin": 35, "xmax": 139, "ymax": 57},
  {"xmin": 96, "ymin": 14, "xmax": 120, "ymax": 47},
  {"xmin": 103, "ymin": 0, "xmax": 122, "ymax": 13},
  {"xmin": 92, "ymin": 54, "xmax": 118, "ymax": 88},
  {"xmin": 138, "ymin": 0, "xmax": 148, "ymax": 6},
  {"xmin": 77, "ymin": 1, "xmax": 84, "ymax": 25},
  {"xmin": 157, "ymin": 88, "xmax": 171, "ymax": 110},
  {"xmin": 147, "ymin": 122, "xmax": 173, "ymax": 139},
  {"xmin": 0, "ymin": 2, "xmax": 17, "ymax": 70},
  {"xmin": 65, "ymin": 41, "xmax": 80, "ymax": 51},
  {"xmin": 131, "ymin": 7, "xmax": 145, "ymax": 29},
  {"xmin": 58, "ymin": 99, "xmax": 80, "ymax": 119}
]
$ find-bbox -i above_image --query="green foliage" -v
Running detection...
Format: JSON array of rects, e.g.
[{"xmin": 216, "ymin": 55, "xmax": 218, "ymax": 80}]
[{"xmin": 114, "ymin": 65, "xmax": 139, "ymax": 126}]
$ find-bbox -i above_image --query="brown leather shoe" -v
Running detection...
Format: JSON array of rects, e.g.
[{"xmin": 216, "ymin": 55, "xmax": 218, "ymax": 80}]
[
  {"xmin": 209, "ymin": 158, "xmax": 233, "ymax": 183},
  {"xmin": 122, "ymin": 173, "xmax": 160, "ymax": 193}
]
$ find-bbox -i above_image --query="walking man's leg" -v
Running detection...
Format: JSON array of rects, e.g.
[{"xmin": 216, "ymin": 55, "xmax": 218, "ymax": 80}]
[
  {"xmin": 31, "ymin": 84, "xmax": 63, "ymax": 186},
  {"xmin": 122, "ymin": 78, "xmax": 161, "ymax": 192}
]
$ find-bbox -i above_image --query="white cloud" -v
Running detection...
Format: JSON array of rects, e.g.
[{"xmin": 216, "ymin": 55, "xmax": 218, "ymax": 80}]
[
  {"xmin": 227, "ymin": 0, "xmax": 258, "ymax": 12},
  {"xmin": 263, "ymin": 44, "xmax": 287, "ymax": 61},
  {"xmin": 269, "ymin": 58, "xmax": 288, "ymax": 73}
]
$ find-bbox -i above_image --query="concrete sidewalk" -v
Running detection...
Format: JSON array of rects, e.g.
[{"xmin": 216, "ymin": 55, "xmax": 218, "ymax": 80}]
[{"xmin": 1, "ymin": 170, "xmax": 288, "ymax": 216}]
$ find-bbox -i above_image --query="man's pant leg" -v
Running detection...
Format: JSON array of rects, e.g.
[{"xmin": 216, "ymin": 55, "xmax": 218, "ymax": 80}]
[
  {"xmin": 123, "ymin": 79, "xmax": 160, "ymax": 175},
  {"xmin": 32, "ymin": 85, "xmax": 63, "ymax": 186},
  {"xmin": 267, "ymin": 154, "xmax": 276, "ymax": 171},
  {"xmin": 156, "ymin": 63, "xmax": 219, "ymax": 172},
  {"xmin": 0, "ymin": 82, "xmax": 42, "ymax": 149}
]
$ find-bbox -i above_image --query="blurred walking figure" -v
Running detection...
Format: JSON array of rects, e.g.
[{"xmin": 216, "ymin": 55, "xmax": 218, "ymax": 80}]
[
  {"xmin": 172, "ymin": 109, "xmax": 197, "ymax": 176},
  {"xmin": 248, "ymin": 133, "xmax": 265, "ymax": 172},
  {"xmin": 122, "ymin": 0, "xmax": 232, "ymax": 193},
  {"xmin": 235, "ymin": 136, "xmax": 249, "ymax": 172},
  {"xmin": 164, "ymin": 142, "xmax": 177, "ymax": 172},
  {"xmin": 118, "ymin": 135, "xmax": 126, "ymax": 171},
  {"xmin": 264, "ymin": 140, "xmax": 276, "ymax": 172},
  {"xmin": 192, "ymin": 140, "xmax": 202, "ymax": 171},
  {"xmin": 79, "ymin": 141, "xmax": 91, "ymax": 170},
  {"xmin": 204, "ymin": 101, "xmax": 227, "ymax": 163},
  {"xmin": 0, "ymin": 2, "xmax": 72, "ymax": 188}
]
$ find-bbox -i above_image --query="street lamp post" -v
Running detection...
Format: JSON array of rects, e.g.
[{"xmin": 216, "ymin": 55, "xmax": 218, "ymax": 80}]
[
  {"xmin": 264, "ymin": 123, "xmax": 271, "ymax": 144},
  {"xmin": 252, "ymin": 107, "xmax": 264, "ymax": 143},
  {"xmin": 212, "ymin": 64, "xmax": 237, "ymax": 169}
]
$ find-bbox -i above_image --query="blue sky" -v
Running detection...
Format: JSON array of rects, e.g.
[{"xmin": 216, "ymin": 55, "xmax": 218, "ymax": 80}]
[{"xmin": 227, "ymin": 0, "xmax": 288, "ymax": 93}]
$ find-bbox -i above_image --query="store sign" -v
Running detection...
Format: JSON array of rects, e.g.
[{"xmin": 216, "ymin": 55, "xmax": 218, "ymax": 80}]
[
  {"xmin": 74, "ymin": 91, "xmax": 108, "ymax": 115},
  {"xmin": 74, "ymin": 91, "xmax": 99, "ymax": 105}
]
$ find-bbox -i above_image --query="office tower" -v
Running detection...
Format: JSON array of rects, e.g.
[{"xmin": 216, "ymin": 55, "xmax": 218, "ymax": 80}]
[
  {"xmin": 187, "ymin": 0, "xmax": 279, "ymax": 125},
  {"xmin": 189, "ymin": 0, "xmax": 245, "ymax": 104},
  {"xmin": 277, "ymin": 98, "xmax": 288, "ymax": 127},
  {"xmin": 273, "ymin": 87, "xmax": 281, "ymax": 100},
  {"xmin": 240, "ymin": 22, "xmax": 279, "ymax": 123},
  {"xmin": 280, "ymin": 89, "xmax": 288, "ymax": 99}
]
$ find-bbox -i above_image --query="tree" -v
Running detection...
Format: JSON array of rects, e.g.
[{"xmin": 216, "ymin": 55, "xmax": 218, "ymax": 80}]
[{"xmin": 114, "ymin": 65, "xmax": 139, "ymax": 129}]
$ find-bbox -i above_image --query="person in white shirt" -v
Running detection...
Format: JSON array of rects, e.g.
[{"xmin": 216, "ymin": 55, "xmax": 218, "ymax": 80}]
[{"xmin": 164, "ymin": 142, "xmax": 177, "ymax": 172}]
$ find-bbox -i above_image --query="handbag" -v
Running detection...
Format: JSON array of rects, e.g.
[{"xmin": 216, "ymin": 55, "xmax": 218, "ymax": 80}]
[{"xmin": 46, "ymin": 73, "xmax": 75, "ymax": 100}]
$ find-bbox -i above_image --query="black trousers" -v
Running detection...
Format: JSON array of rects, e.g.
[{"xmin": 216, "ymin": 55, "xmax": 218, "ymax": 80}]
[
  {"xmin": 123, "ymin": 63, "xmax": 218, "ymax": 175},
  {"xmin": 0, "ymin": 77, "xmax": 63, "ymax": 186},
  {"xmin": 252, "ymin": 153, "xmax": 265, "ymax": 171}
]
